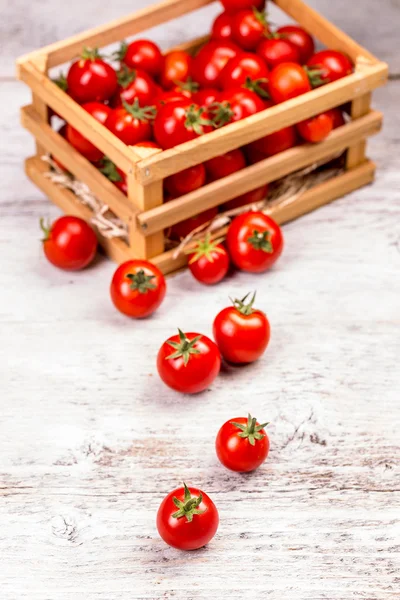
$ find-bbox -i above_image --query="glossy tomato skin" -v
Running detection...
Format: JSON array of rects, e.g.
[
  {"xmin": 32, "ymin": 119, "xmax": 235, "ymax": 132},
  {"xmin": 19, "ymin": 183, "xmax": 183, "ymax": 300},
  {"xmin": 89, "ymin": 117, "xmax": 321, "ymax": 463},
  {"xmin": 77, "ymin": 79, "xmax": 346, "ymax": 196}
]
[
  {"xmin": 189, "ymin": 244, "xmax": 230, "ymax": 285},
  {"xmin": 122, "ymin": 39, "xmax": 163, "ymax": 78},
  {"xmin": 154, "ymin": 90, "xmax": 188, "ymax": 110},
  {"xmin": 157, "ymin": 486, "xmax": 219, "ymax": 550},
  {"xmin": 160, "ymin": 51, "xmax": 192, "ymax": 89},
  {"xmin": 205, "ymin": 148, "xmax": 246, "ymax": 181},
  {"xmin": 154, "ymin": 101, "xmax": 213, "ymax": 150},
  {"xmin": 216, "ymin": 417, "xmax": 270, "ymax": 472},
  {"xmin": 157, "ymin": 332, "xmax": 221, "ymax": 394},
  {"xmin": 219, "ymin": 53, "xmax": 269, "ymax": 90},
  {"xmin": 220, "ymin": 0, "xmax": 265, "ymax": 11},
  {"xmin": 296, "ymin": 111, "xmax": 334, "ymax": 143},
  {"xmin": 211, "ymin": 12, "xmax": 234, "ymax": 41},
  {"xmin": 232, "ymin": 9, "xmax": 269, "ymax": 51},
  {"xmin": 227, "ymin": 211, "xmax": 284, "ymax": 272},
  {"xmin": 223, "ymin": 184, "xmax": 269, "ymax": 211},
  {"xmin": 245, "ymin": 125, "xmax": 297, "ymax": 162},
  {"xmin": 307, "ymin": 50, "xmax": 353, "ymax": 83},
  {"xmin": 105, "ymin": 106, "xmax": 152, "ymax": 145},
  {"xmin": 268, "ymin": 62, "xmax": 311, "ymax": 104},
  {"xmin": 66, "ymin": 102, "xmax": 111, "ymax": 162},
  {"xmin": 42, "ymin": 216, "xmax": 97, "ymax": 271},
  {"xmin": 192, "ymin": 40, "xmax": 241, "ymax": 88},
  {"xmin": 169, "ymin": 207, "xmax": 218, "ymax": 241},
  {"xmin": 192, "ymin": 88, "xmax": 220, "ymax": 107},
  {"xmin": 256, "ymin": 38, "xmax": 301, "ymax": 70},
  {"xmin": 277, "ymin": 25, "xmax": 315, "ymax": 64},
  {"xmin": 134, "ymin": 140, "xmax": 162, "ymax": 149},
  {"xmin": 67, "ymin": 55, "xmax": 117, "ymax": 104},
  {"xmin": 165, "ymin": 164, "xmax": 206, "ymax": 197},
  {"xmin": 218, "ymin": 88, "xmax": 266, "ymax": 123},
  {"xmin": 112, "ymin": 68, "xmax": 157, "ymax": 107},
  {"xmin": 328, "ymin": 108, "xmax": 346, "ymax": 129},
  {"xmin": 110, "ymin": 260, "xmax": 166, "ymax": 318}
]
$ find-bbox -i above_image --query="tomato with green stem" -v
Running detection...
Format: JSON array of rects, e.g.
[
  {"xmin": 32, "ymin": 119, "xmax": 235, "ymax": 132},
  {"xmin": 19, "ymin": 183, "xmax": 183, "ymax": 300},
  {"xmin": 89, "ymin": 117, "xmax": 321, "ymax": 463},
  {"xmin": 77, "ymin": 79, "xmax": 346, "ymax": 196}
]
[
  {"xmin": 112, "ymin": 65, "xmax": 157, "ymax": 107},
  {"xmin": 187, "ymin": 235, "xmax": 230, "ymax": 285},
  {"xmin": 216, "ymin": 413, "xmax": 270, "ymax": 472},
  {"xmin": 66, "ymin": 102, "xmax": 111, "ymax": 162},
  {"xmin": 213, "ymin": 88, "xmax": 266, "ymax": 127},
  {"xmin": 172, "ymin": 77, "xmax": 200, "ymax": 99},
  {"xmin": 154, "ymin": 100, "xmax": 215, "ymax": 150},
  {"xmin": 192, "ymin": 88, "xmax": 220, "ymax": 108},
  {"xmin": 157, "ymin": 329, "xmax": 221, "ymax": 394},
  {"xmin": 118, "ymin": 39, "xmax": 163, "ymax": 78},
  {"xmin": 40, "ymin": 216, "xmax": 97, "ymax": 271},
  {"xmin": 67, "ymin": 47, "xmax": 117, "ymax": 103},
  {"xmin": 277, "ymin": 25, "xmax": 315, "ymax": 64},
  {"xmin": 105, "ymin": 99, "xmax": 155, "ymax": 145},
  {"xmin": 160, "ymin": 50, "xmax": 193, "ymax": 89},
  {"xmin": 157, "ymin": 483, "xmax": 219, "ymax": 550},
  {"xmin": 232, "ymin": 7, "xmax": 269, "ymax": 51},
  {"xmin": 99, "ymin": 157, "xmax": 127, "ymax": 194},
  {"xmin": 307, "ymin": 50, "xmax": 353, "ymax": 83},
  {"xmin": 218, "ymin": 53, "xmax": 269, "ymax": 95},
  {"xmin": 110, "ymin": 260, "xmax": 166, "ymax": 318},
  {"xmin": 268, "ymin": 62, "xmax": 312, "ymax": 104}
]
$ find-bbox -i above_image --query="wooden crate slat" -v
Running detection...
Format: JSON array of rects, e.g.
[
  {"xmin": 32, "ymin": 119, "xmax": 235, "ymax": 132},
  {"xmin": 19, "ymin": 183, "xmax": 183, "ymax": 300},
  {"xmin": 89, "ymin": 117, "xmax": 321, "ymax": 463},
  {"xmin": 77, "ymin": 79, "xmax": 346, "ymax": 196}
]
[{"xmin": 346, "ymin": 93, "xmax": 372, "ymax": 169}]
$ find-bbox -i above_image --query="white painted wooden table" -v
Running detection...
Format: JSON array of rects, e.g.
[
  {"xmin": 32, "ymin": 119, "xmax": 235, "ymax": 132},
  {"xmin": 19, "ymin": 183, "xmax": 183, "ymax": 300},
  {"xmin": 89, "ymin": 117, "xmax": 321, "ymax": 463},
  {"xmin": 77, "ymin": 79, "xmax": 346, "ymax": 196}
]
[{"xmin": 1, "ymin": 2, "xmax": 399, "ymax": 599}]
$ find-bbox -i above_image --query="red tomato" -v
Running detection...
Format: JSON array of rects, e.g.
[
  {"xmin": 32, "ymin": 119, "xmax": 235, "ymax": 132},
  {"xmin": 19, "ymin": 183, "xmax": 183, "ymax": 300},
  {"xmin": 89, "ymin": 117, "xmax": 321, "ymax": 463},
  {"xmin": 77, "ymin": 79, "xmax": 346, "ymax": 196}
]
[
  {"xmin": 214, "ymin": 88, "xmax": 266, "ymax": 126},
  {"xmin": 205, "ymin": 148, "xmax": 246, "ymax": 182},
  {"xmin": 268, "ymin": 62, "xmax": 311, "ymax": 104},
  {"xmin": 218, "ymin": 53, "xmax": 269, "ymax": 96},
  {"xmin": 66, "ymin": 102, "xmax": 111, "ymax": 162},
  {"xmin": 245, "ymin": 125, "xmax": 297, "ymax": 162},
  {"xmin": 154, "ymin": 100, "xmax": 214, "ymax": 150},
  {"xmin": 105, "ymin": 99, "xmax": 154, "ymax": 145},
  {"xmin": 227, "ymin": 211, "xmax": 284, "ymax": 272},
  {"xmin": 277, "ymin": 25, "xmax": 315, "ymax": 64},
  {"xmin": 67, "ymin": 48, "xmax": 117, "ymax": 103},
  {"xmin": 297, "ymin": 111, "xmax": 334, "ymax": 143},
  {"xmin": 211, "ymin": 12, "xmax": 234, "ymax": 41},
  {"xmin": 135, "ymin": 140, "xmax": 162, "ymax": 149},
  {"xmin": 256, "ymin": 38, "xmax": 301, "ymax": 70},
  {"xmin": 40, "ymin": 216, "xmax": 97, "ymax": 271},
  {"xmin": 120, "ymin": 39, "xmax": 163, "ymax": 78},
  {"xmin": 223, "ymin": 184, "xmax": 268, "ymax": 211},
  {"xmin": 192, "ymin": 40, "xmax": 241, "ymax": 88},
  {"xmin": 110, "ymin": 260, "xmax": 166, "ymax": 318},
  {"xmin": 307, "ymin": 50, "xmax": 353, "ymax": 83},
  {"xmin": 112, "ymin": 66, "xmax": 157, "ymax": 107},
  {"xmin": 99, "ymin": 157, "xmax": 127, "ymax": 194},
  {"xmin": 169, "ymin": 207, "xmax": 218, "ymax": 241},
  {"xmin": 165, "ymin": 164, "xmax": 206, "ymax": 197},
  {"xmin": 216, "ymin": 414, "xmax": 270, "ymax": 472},
  {"xmin": 192, "ymin": 88, "xmax": 220, "ymax": 107},
  {"xmin": 188, "ymin": 235, "xmax": 230, "ymax": 285},
  {"xmin": 160, "ymin": 51, "xmax": 192, "ymax": 89},
  {"xmin": 157, "ymin": 483, "xmax": 219, "ymax": 550},
  {"xmin": 154, "ymin": 90, "xmax": 188, "ymax": 110},
  {"xmin": 171, "ymin": 78, "xmax": 200, "ymax": 100},
  {"xmin": 220, "ymin": 0, "xmax": 265, "ymax": 11},
  {"xmin": 328, "ymin": 108, "xmax": 346, "ymax": 129},
  {"xmin": 157, "ymin": 329, "xmax": 221, "ymax": 394},
  {"xmin": 232, "ymin": 8, "xmax": 269, "ymax": 51}
]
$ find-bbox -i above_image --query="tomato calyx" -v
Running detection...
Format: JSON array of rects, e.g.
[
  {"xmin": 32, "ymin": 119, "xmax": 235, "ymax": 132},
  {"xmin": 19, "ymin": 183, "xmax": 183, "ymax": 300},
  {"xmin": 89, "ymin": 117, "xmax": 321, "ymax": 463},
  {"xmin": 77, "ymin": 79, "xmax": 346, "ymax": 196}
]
[
  {"xmin": 53, "ymin": 72, "xmax": 68, "ymax": 91},
  {"xmin": 231, "ymin": 291, "xmax": 257, "ymax": 316},
  {"xmin": 99, "ymin": 157, "xmax": 123, "ymax": 183},
  {"xmin": 122, "ymin": 98, "xmax": 157, "ymax": 122},
  {"xmin": 253, "ymin": 6, "xmax": 269, "ymax": 28},
  {"xmin": 304, "ymin": 66, "xmax": 325, "ymax": 88},
  {"xmin": 243, "ymin": 76, "xmax": 270, "ymax": 99},
  {"xmin": 231, "ymin": 413, "xmax": 269, "ymax": 446},
  {"xmin": 113, "ymin": 41, "xmax": 128, "ymax": 62},
  {"xmin": 166, "ymin": 329, "xmax": 202, "ymax": 365},
  {"xmin": 125, "ymin": 269, "xmax": 156, "ymax": 293},
  {"xmin": 184, "ymin": 105, "xmax": 215, "ymax": 135},
  {"xmin": 172, "ymin": 483, "xmax": 205, "ymax": 522},
  {"xmin": 209, "ymin": 102, "xmax": 234, "ymax": 128},
  {"xmin": 186, "ymin": 234, "xmax": 225, "ymax": 264},
  {"xmin": 117, "ymin": 65, "xmax": 138, "ymax": 88},
  {"xmin": 81, "ymin": 47, "xmax": 103, "ymax": 61},
  {"xmin": 174, "ymin": 77, "xmax": 200, "ymax": 94},
  {"xmin": 247, "ymin": 228, "xmax": 273, "ymax": 253},
  {"xmin": 39, "ymin": 218, "xmax": 51, "ymax": 242}
]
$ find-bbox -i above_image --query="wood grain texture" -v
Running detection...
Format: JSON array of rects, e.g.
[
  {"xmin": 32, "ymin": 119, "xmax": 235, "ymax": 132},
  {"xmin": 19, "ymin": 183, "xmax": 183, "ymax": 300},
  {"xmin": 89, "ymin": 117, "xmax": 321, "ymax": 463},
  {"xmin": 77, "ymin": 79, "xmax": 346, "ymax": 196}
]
[{"xmin": 1, "ymin": 1, "xmax": 400, "ymax": 599}]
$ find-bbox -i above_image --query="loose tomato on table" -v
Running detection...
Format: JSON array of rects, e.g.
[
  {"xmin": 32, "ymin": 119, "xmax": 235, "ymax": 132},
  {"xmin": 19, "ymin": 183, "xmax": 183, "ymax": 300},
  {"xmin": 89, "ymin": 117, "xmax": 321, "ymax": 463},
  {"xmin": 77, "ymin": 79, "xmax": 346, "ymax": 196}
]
[
  {"xmin": 227, "ymin": 211, "xmax": 284, "ymax": 272},
  {"xmin": 296, "ymin": 111, "xmax": 334, "ymax": 143},
  {"xmin": 110, "ymin": 260, "xmax": 166, "ymax": 318},
  {"xmin": 245, "ymin": 125, "xmax": 297, "ymax": 162},
  {"xmin": 211, "ymin": 11, "xmax": 234, "ymax": 41},
  {"xmin": 256, "ymin": 37, "xmax": 301, "ymax": 70},
  {"xmin": 216, "ymin": 413, "xmax": 270, "ymax": 472},
  {"xmin": 223, "ymin": 184, "xmax": 269, "ymax": 211},
  {"xmin": 168, "ymin": 207, "xmax": 218, "ymax": 241},
  {"xmin": 40, "ymin": 216, "xmax": 97, "ymax": 271},
  {"xmin": 268, "ymin": 62, "xmax": 311, "ymax": 104},
  {"xmin": 205, "ymin": 148, "xmax": 246, "ymax": 181},
  {"xmin": 157, "ymin": 483, "xmax": 219, "ymax": 550},
  {"xmin": 277, "ymin": 25, "xmax": 315, "ymax": 64},
  {"xmin": 118, "ymin": 39, "xmax": 163, "ymax": 78},
  {"xmin": 66, "ymin": 102, "xmax": 111, "ymax": 162},
  {"xmin": 187, "ymin": 235, "xmax": 230, "ymax": 285},
  {"xmin": 191, "ymin": 40, "xmax": 241, "ymax": 88},
  {"xmin": 67, "ymin": 47, "xmax": 117, "ymax": 104},
  {"xmin": 153, "ymin": 100, "xmax": 214, "ymax": 150},
  {"xmin": 231, "ymin": 8, "xmax": 269, "ymax": 51},
  {"xmin": 218, "ymin": 53, "xmax": 269, "ymax": 96},
  {"xmin": 105, "ymin": 99, "xmax": 155, "ymax": 145},
  {"xmin": 165, "ymin": 163, "xmax": 206, "ymax": 197},
  {"xmin": 307, "ymin": 50, "xmax": 353, "ymax": 84},
  {"xmin": 157, "ymin": 329, "xmax": 221, "ymax": 393},
  {"xmin": 213, "ymin": 88, "xmax": 266, "ymax": 126},
  {"xmin": 160, "ymin": 50, "xmax": 192, "ymax": 89},
  {"xmin": 220, "ymin": 0, "xmax": 265, "ymax": 11},
  {"xmin": 112, "ymin": 65, "xmax": 157, "ymax": 107},
  {"xmin": 99, "ymin": 157, "xmax": 127, "ymax": 194}
]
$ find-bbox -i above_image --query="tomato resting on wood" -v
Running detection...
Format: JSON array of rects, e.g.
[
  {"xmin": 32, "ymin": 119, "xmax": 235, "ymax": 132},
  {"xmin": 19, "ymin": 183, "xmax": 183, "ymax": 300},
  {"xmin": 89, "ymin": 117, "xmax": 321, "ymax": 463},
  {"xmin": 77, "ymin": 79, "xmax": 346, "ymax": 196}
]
[
  {"xmin": 187, "ymin": 235, "xmax": 230, "ymax": 285},
  {"xmin": 216, "ymin": 413, "xmax": 270, "ymax": 472},
  {"xmin": 110, "ymin": 260, "xmax": 166, "ymax": 318},
  {"xmin": 66, "ymin": 102, "xmax": 111, "ymax": 163},
  {"xmin": 67, "ymin": 47, "xmax": 117, "ymax": 104},
  {"xmin": 205, "ymin": 148, "xmax": 247, "ymax": 181},
  {"xmin": 213, "ymin": 88, "xmax": 266, "ymax": 126},
  {"xmin": 40, "ymin": 216, "xmax": 97, "ymax": 271},
  {"xmin": 307, "ymin": 50, "xmax": 353, "ymax": 83},
  {"xmin": 268, "ymin": 62, "xmax": 311, "ymax": 104},
  {"xmin": 164, "ymin": 163, "xmax": 206, "ymax": 197},
  {"xmin": 157, "ymin": 329, "xmax": 221, "ymax": 394},
  {"xmin": 245, "ymin": 125, "xmax": 298, "ymax": 162},
  {"xmin": 99, "ymin": 157, "xmax": 127, "ymax": 194},
  {"xmin": 157, "ymin": 483, "xmax": 219, "ymax": 550},
  {"xmin": 296, "ymin": 111, "xmax": 334, "ymax": 143}
]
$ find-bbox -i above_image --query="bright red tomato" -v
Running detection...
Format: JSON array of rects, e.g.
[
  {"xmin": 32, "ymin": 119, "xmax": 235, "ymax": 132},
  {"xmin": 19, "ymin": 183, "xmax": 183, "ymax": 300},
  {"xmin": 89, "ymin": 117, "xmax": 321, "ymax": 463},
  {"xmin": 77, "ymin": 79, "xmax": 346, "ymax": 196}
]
[
  {"xmin": 223, "ymin": 184, "xmax": 268, "ymax": 211},
  {"xmin": 110, "ymin": 260, "xmax": 166, "ymax": 318},
  {"xmin": 328, "ymin": 108, "xmax": 346, "ymax": 129},
  {"xmin": 256, "ymin": 38, "xmax": 301, "ymax": 70},
  {"xmin": 227, "ymin": 211, "xmax": 284, "ymax": 272},
  {"xmin": 296, "ymin": 111, "xmax": 334, "ymax": 143},
  {"xmin": 168, "ymin": 207, "xmax": 218, "ymax": 241},
  {"xmin": 192, "ymin": 88, "xmax": 220, "ymax": 107},
  {"xmin": 120, "ymin": 39, "xmax": 163, "ymax": 78},
  {"xmin": 40, "ymin": 216, "xmax": 97, "ymax": 271},
  {"xmin": 192, "ymin": 40, "xmax": 241, "ymax": 88},
  {"xmin": 154, "ymin": 100, "xmax": 214, "ymax": 150},
  {"xmin": 105, "ymin": 99, "xmax": 154, "ymax": 145},
  {"xmin": 214, "ymin": 88, "xmax": 266, "ymax": 126},
  {"xmin": 245, "ymin": 125, "xmax": 297, "ymax": 162},
  {"xmin": 112, "ymin": 66, "xmax": 157, "ymax": 107},
  {"xmin": 135, "ymin": 140, "xmax": 162, "ymax": 149},
  {"xmin": 157, "ymin": 483, "xmax": 219, "ymax": 550},
  {"xmin": 307, "ymin": 50, "xmax": 353, "ymax": 83},
  {"xmin": 66, "ymin": 102, "xmax": 111, "ymax": 162},
  {"xmin": 220, "ymin": 0, "xmax": 265, "ymax": 11},
  {"xmin": 268, "ymin": 62, "xmax": 311, "ymax": 104},
  {"xmin": 165, "ymin": 163, "xmax": 206, "ymax": 197},
  {"xmin": 277, "ymin": 25, "xmax": 315, "ymax": 64},
  {"xmin": 157, "ymin": 329, "xmax": 221, "ymax": 394},
  {"xmin": 205, "ymin": 148, "xmax": 246, "ymax": 182},
  {"xmin": 99, "ymin": 157, "xmax": 127, "ymax": 194},
  {"xmin": 160, "ymin": 51, "xmax": 192, "ymax": 89},
  {"xmin": 216, "ymin": 414, "xmax": 270, "ymax": 472},
  {"xmin": 188, "ymin": 235, "xmax": 230, "ymax": 285},
  {"xmin": 219, "ymin": 53, "xmax": 269, "ymax": 95},
  {"xmin": 232, "ymin": 8, "xmax": 269, "ymax": 51},
  {"xmin": 67, "ymin": 48, "xmax": 117, "ymax": 103},
  {"xmin": 211, "ymin": 12, "xmax": 234, "ymax": 41},
  {"xmin": 154, "ymin": 90, "xmax": 188, "ymax": 110}
]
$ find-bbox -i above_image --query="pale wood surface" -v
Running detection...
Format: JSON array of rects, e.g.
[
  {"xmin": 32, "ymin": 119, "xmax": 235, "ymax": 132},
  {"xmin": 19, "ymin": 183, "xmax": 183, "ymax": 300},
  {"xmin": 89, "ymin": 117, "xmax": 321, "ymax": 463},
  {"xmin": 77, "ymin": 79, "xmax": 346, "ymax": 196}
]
[{"xmin": 1, "ymin": 1, "xmax": 400, "ymax": 599}]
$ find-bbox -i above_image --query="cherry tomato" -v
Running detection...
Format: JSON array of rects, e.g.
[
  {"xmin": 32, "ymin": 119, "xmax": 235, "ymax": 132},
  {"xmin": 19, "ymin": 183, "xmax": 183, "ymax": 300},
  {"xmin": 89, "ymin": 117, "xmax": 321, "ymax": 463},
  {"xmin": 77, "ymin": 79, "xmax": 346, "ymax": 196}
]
[
  {"xmin": 154, "ymin": 100, "xmax": 214, "ymax": 150},
  {"xmin": 112, "ymin": 66, "xmax": 157, "ymax": 107},
  {"xmin": 99, "ymin": 157, "xmax": 127, "ymax": 194},
  {"xmin": 66, "ymin": 102, "xmax": 111, "ymax": 162},
  {"xmin": 120, "ymin": 39, "xmax": 163, "ymax": 78},
  {"xmin": 165, "ymin": 163, "xmax": 206, "ymax": 197},
  {"xmin": 268, "ymin": 62, "xmax": 311, "ymax": 104},
  {"xmin": 67, "ymin": 48, "xmax": 117, "ymax": 104},
  {"xmin": 328, "ymin": 108, "xmax": 346, "ymax": 129},
  {"xmin": 216, "ymin": 413, "xmax": 270, "ymax": 472},
  {"xmin": 40, "ymin": 216, "xmax": 97, "ymax": 271},
  {"xmin": 110, "ymin": 260, "xmax": 166, "ymax": 318},
  {"xmin": 307, "ymin": 50, "xmax": 353, "ymax": 83},
  {"xmin": 188, "ymin": 235, "xmax": 230, "ymax": 285},
  {"xmin": 218, "ymin": 53, "xmax": 269, "ymax": 96},
  {"xmin": 211, "ymin": 12, "xmax": 234, "ymax": 41},
  {"xmin": 157, "ymin": 329, "xmax": 221, "ymax": 394},
  {"xmin": 256, "ymin": 38, "xmax": 301, "ymax": 70},
  {"xmin": 232, "ymin": 8, "xmax": 269, "ymax": 51},
  {"xmin": 296, "ymin": 111, "xmax": 334, "ymax": 143},
  {"xmin": 213, "ymin": 88, "xmax": 266, "ymax": 126},
  {"xmin": 135, "ymin": 140, "xmax": 162, "ymax": 149},
  {"xmin": 154, "ymin": 90, "xmax": 188, "ymax": 110},
  {"xmin": 160, "ymin": 51, "xmax": 192, "ymax": 89},
  {"xmin": 227, "ymin": 211, "xmax": 284, "ymax": 272},
  {"xmin": 220, "ymin": 0, "xmax": 265, "ymax": 11},
  {"xmin": 245, "ymin": 125, "xmax": 297, "ymax": 162},
  {"xmin": 105, "ymin": 99, "xmax": 154, "ymax": 145},
  {"xmin": 277, "ymin": 25, "xmax": 315, "ymax": 64},
  {"xmin": 192, "ymin": 40, "xmax": 241, "ymax": 88},
  {"xmin": 169, "ymin": 207, "xmax": 218, "ymax": 241},
  {"xmin": 157, "ymin": 483, "xmax": 219, "ymax": 550},
  {"xmin": 205, "ymin": 148, "xmax": 246, "ymax": 182},
  {"xmin": 223, "ymin": 184, "xmax": 269, "ymax": 211}
]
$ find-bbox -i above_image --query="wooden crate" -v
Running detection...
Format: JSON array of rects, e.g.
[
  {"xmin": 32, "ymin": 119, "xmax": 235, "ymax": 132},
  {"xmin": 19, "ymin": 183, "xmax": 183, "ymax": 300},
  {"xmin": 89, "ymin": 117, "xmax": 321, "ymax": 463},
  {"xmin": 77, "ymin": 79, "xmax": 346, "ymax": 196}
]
[{"xmin": 17, "ymin": 0, "xmax": 388, "ymax": 274}]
